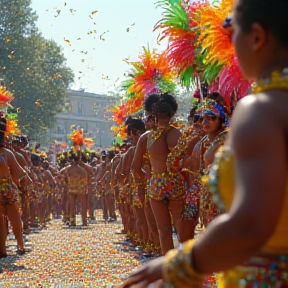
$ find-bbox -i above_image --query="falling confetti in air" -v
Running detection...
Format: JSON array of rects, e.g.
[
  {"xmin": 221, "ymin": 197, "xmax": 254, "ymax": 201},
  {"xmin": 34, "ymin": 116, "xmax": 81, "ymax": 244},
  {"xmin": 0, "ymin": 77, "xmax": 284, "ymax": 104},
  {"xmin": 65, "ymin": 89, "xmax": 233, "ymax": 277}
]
[
  {"xmin": 100, "ymin": 30, "xmax": 109, "ymax": 41},
  {"xmin": 64, "ymin": 38, "xmax": 72, "ymax": 46}
]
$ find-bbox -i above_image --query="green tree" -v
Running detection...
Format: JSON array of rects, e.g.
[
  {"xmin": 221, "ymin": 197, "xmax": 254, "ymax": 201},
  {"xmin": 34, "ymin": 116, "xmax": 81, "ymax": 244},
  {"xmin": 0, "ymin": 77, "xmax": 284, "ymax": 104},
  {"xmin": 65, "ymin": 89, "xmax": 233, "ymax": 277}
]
[{"xmin": 0, "ymin": 0, "xmax": 74, "ymax": 139}]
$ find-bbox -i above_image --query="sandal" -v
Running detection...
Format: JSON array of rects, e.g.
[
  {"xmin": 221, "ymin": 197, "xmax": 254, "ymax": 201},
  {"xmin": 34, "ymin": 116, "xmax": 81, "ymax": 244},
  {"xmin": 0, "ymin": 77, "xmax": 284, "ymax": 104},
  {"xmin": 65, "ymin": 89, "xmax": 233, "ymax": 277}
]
[{"xmin": 16, "ymin": 249, "xmax": 26, "ymax": 256}]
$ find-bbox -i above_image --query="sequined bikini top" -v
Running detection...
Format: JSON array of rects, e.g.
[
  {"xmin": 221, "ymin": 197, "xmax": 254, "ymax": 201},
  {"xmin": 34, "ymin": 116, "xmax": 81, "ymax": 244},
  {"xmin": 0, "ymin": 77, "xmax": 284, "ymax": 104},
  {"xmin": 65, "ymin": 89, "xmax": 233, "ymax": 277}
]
[{"xmin": 209, "ymin": 147, "xmax": 288, "ymax": 254}]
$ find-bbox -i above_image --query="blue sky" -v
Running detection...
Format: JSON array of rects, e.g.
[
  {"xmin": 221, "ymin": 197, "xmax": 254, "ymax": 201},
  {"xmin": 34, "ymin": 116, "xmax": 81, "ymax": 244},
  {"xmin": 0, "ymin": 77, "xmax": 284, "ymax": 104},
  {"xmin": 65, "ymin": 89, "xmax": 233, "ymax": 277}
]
[{"xmin": 30, "ymin": 0, "xmax": 167, "ymax": 94}]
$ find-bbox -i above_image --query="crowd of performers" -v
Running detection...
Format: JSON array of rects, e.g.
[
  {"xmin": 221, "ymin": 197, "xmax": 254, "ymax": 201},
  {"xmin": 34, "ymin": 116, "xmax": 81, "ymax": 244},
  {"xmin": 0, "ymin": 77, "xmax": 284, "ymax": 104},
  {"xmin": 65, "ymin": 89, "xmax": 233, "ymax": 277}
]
[
  {"xmin": 110, "ymin": 90, "xmax": 230, "ymax": 260},
  {"xmin": 0, "ymin": 88, "xmax": 230, "ymax": 262}
]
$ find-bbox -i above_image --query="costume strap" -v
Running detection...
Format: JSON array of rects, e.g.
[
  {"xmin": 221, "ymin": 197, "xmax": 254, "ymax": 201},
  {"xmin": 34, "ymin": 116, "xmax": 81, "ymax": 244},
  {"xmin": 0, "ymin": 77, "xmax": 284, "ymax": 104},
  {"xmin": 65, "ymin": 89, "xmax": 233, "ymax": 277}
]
[{"xmin": 147, "ymin": 125, "xmax": 172, "ymax": 149}]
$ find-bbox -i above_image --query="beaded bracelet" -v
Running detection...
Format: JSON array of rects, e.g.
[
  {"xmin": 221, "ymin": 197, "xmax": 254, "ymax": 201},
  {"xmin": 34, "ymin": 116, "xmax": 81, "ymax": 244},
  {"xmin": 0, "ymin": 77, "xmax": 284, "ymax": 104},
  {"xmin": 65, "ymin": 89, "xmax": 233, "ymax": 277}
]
[{"xmin": 163, "ymin": 239, "xmax": 206, "ymax": 287}]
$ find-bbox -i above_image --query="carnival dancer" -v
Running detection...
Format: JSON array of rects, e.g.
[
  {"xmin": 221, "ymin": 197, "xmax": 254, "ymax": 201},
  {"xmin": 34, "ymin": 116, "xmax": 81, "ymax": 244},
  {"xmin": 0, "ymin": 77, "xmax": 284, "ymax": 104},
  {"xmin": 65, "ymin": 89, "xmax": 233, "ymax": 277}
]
[
  {"xmin": 95, "ymin": 151, "xmax": 109, "ymax": 220},
  {"xmin": 191, "ymin": 92, "xmax": 229, "ymax": 228},
  {"xmin": 126, "ymin": 118, "xmax": 148, "ymax": 247},
  {"xmin": 40, "ymin": 158, "xmax": 56, "ymax": 222},
  {"xmin": 101, "ymin": 151, "xmax": 117, "ymax": 222},
  {"xmin": 114, "ymin": 144, "xmax": 130, "ymax": 233},
  {"xmin": 56, "ymin": 162, "xmax": 69, "ymax": 224},
  {"xmin": 0, "ymin": 117, "xmax": 33, "ymax": 257},
  {"xmin": 79, "ymin": 152, "xmax": 95, "ymax": 223},
  {"xmin": 110, "ymin": 151, "xmax": 122, "ymax": 224},
  {"xmin": 18, "ymin": 135, "xmax": 33, "ymax": 168},
  {"xmin": 180, "ymin": 108, "xmax": 206, "ymax": 240},
  {"xmin": 31, "ymin": 153, "xmax": 47, "ymax": 228},
  {"xmin": 66, "ymin": 153, "xmax": 88, "ymax": 226},
  {"xmin": 118, "ymin": 0, "xmax": 288, "ymax": 286},
  {"xmin": 132, "ymin": 115, "xmax": 160, "ymax": 254},
  {"xmin": 10, "ymin": 138, "xmax": 31, "ymax": 233},
  {"xmin": 131, "ymin": 93, "xmax": 186, "ymax": 255}
]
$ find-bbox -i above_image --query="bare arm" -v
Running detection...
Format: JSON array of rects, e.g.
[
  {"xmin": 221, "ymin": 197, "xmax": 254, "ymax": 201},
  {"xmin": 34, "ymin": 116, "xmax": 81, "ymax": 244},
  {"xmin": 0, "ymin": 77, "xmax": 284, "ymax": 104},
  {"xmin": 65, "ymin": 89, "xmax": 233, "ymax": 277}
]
[
  {"xmin": 166, "ymin": 127, "xmax": 181, "ymax": 151},
  {"xmin": 121, "ymin": 147, "xmax": 135, "ymax": 181},
  {"xmin": 46, "ymin": 169, "xmax": 56, "ymax": 186},
  {"xmin": 131, "ymin": 133, "xmax": 148, "ymax": 179},
  {"xmin": 6, "ymin": 149, "xmax": 28, "ymax": 186},
  {"xmin": 193, "ymin": 95, "xmax": 287, "ymax": 273}
]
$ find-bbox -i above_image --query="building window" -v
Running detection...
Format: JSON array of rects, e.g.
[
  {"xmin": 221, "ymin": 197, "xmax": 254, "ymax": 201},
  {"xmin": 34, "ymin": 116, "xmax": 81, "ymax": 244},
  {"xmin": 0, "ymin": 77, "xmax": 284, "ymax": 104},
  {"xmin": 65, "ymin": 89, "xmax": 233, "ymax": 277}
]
[
  {"xmin": 57, "ymin": 124, "xmax": 64, "ymax": 134},
  {"xmin": 93, "ymin": 103, "xmax": 98, "ymax": 115},
  {"xmin": 62, "ymin": 101, "xmax": 72, "ymax": 113},
  {"xmin": 78, "ymin": 102, "xmax": 83, "ymax": 115}
]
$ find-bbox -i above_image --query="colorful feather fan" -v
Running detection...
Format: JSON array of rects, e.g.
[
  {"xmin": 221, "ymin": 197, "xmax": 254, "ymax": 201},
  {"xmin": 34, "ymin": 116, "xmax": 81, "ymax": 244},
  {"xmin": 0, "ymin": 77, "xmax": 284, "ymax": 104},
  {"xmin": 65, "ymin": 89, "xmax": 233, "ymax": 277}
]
[
  {"xmin": 118, "ymin": 46, "xmax": 176, "ymax": 121},
  {"xmin": 196, "ymin": 0, "xmax": 234, "ymax": 68},
  {"xmin": 109, "ymin": 46, "xmax": 176, "ymax": 144},
  {"xmin": 210, "ymin": 57, "xmax": 251, "ymax": 102},
  {"xmin": 155, "ymin": 0, "xmax": 198, "ymax": 88},
  {"xmin": 5, "ymin": 119, "xmax": 20, "ymax": 137},
  {"xmin": 0, "ymin": 85, "xmax": 14, "ymax": 113},
  {"xmin": 68, "ymin": 128, "xmax": 84, "ymax": 147}
]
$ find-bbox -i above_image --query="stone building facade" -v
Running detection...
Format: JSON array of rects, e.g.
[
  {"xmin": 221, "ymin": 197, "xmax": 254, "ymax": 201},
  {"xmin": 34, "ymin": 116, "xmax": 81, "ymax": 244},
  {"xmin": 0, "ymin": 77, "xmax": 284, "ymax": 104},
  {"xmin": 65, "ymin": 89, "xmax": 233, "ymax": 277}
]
[{"xmin": 48, "ymin": 89, "xmax": 117, "ymax": 149}]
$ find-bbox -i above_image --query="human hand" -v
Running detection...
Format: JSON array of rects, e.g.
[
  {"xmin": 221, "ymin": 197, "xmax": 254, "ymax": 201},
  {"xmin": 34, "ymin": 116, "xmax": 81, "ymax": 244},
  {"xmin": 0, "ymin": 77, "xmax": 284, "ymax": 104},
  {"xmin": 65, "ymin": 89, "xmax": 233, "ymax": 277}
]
[{"xmin": 116, "ymin": 257, "xmax": 165, "ymax": 288}]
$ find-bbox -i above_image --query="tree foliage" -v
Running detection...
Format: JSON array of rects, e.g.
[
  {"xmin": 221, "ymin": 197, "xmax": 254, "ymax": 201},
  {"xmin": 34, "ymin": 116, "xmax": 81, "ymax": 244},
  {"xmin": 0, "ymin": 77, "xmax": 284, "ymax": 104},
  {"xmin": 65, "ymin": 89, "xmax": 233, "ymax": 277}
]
[{"xmin": 0, "ymin": 0, "xmax": 74, "ymax": 138}]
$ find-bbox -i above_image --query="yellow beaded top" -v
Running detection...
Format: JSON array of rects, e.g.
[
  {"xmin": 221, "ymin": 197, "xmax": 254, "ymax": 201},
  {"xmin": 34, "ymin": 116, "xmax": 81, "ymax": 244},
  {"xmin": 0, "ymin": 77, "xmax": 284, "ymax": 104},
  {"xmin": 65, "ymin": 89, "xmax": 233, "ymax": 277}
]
[
  {"xmin": 213, "ymin": 147, "xmax": 288, "ymax": 254},
  {"xmin": 252, "ymin": 69, "xmax": 288, "ymax": 93}
]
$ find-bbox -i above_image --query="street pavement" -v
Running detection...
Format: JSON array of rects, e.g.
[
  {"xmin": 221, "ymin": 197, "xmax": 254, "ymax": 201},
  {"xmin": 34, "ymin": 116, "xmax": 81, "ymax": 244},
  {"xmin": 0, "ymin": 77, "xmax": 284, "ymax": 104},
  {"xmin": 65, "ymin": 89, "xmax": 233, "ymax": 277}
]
[{"xmin": 0, "ymin": 213, "xmax": 141, "ymax": 288}]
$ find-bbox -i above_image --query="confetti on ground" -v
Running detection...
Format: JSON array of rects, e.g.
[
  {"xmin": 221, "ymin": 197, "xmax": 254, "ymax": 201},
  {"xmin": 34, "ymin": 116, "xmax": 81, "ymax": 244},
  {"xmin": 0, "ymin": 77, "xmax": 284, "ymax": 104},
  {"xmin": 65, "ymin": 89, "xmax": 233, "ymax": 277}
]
[{"xmin": 0, "ymin": 211, "xmax": 140, "ymax": 287}]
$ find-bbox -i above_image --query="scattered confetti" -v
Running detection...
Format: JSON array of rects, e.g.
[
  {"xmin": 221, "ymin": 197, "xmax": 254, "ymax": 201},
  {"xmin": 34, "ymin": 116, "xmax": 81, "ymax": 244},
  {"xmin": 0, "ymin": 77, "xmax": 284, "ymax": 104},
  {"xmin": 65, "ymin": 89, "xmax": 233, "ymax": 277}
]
[
  {"xmin": 35, "ymin": 101, "xmax": 41, "ymax": 107},
  {"xmin": 8, "ymin": 51, "xmax": 14, "ymax": 59},
  {"xmin": 0, "ymin": 214, "xmax": 140, "ymax": 287}
]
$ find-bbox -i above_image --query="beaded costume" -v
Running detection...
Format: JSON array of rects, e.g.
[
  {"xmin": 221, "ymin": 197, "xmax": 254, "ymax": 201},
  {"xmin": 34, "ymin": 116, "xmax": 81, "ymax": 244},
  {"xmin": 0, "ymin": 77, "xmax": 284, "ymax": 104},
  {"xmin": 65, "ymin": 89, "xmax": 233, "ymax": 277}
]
[
  {"xmin": 0, "ymin": 160, "xmax": 20, "ymax": 205},
  {"xmin": 147, "ymin": 125, "xmax": 186, "ymax": 202},
  {"xmin": 163, "ymin": 70, "xmax": 288, "ymax": 287}
]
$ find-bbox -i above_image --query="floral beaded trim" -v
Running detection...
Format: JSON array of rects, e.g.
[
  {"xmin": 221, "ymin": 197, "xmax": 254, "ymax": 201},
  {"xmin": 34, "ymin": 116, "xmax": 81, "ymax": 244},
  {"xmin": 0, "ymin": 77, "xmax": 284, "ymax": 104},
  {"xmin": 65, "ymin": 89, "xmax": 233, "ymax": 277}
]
[
  {"xmin": 252, "ymin": 69, "xmax": 288, "ymax": 93},
  {"xmin": 208, "ymin": 148, "xmax": 232, "ymax": 211}
]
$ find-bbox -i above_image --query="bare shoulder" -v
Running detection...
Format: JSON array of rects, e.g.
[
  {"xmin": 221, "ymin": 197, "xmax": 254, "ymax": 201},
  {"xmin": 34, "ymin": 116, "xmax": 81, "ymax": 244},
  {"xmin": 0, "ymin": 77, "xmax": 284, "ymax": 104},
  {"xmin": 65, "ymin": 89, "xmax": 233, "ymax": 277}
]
[
  {"xmin": 192, "ymin": 138, "xmax": 203, "ymax": 154},
  {"xmin": 80, "ymin": 165, "xmax": 88, "ymax": 174},
  {"xmin": 3, "ymin": 148, "xmax": 14, "ymax": 157},
  {"xmin": 167, "ymin": 126, "xmax": 181, "ymax": 137},
  {"xmin": 124, "ymin": 146, "xmax": 135, "ymax": 157},
  {"xmin": 230, "ymin": 93, "xmax": 285, "ymax": 157},
  {"xmin": 60, "ymin": 165, "xmax": 71, "ymax": 175},
  {"xmin": 140, "ymin": 131, "xmax": 150, "ymax": 140},
  {"xmin": 137, "ymin": 131, "xmax": 149, "ymax": 148},
  {"xmin": 166, "ymin": 126, "xmax": 181, "ymax": 146}
]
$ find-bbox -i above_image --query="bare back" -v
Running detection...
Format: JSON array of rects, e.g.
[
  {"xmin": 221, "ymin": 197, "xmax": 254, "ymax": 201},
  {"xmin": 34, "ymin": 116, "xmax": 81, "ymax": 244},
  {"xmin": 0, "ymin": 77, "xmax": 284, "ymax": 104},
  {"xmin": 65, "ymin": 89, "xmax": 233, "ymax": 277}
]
[{"xmin": 148, "ymin": 127, "xmax": 181, "ymax": 173}]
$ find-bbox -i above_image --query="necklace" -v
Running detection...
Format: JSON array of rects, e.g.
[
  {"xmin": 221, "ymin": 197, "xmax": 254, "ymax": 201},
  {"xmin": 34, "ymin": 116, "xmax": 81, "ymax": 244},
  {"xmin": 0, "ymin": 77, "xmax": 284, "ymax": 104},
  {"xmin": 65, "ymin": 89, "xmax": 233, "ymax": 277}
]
[{"xmin": 252, "ymin": 68, "xmax": 288, "ymax": 93}]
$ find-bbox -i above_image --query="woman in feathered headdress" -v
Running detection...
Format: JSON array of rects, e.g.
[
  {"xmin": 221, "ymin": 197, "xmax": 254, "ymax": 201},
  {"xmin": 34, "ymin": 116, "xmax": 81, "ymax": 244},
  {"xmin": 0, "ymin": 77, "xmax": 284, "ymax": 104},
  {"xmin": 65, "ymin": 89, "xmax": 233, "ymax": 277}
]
[{"xmin": 0, "ymin": 86, "xmax": 33, "ymax": 257}]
